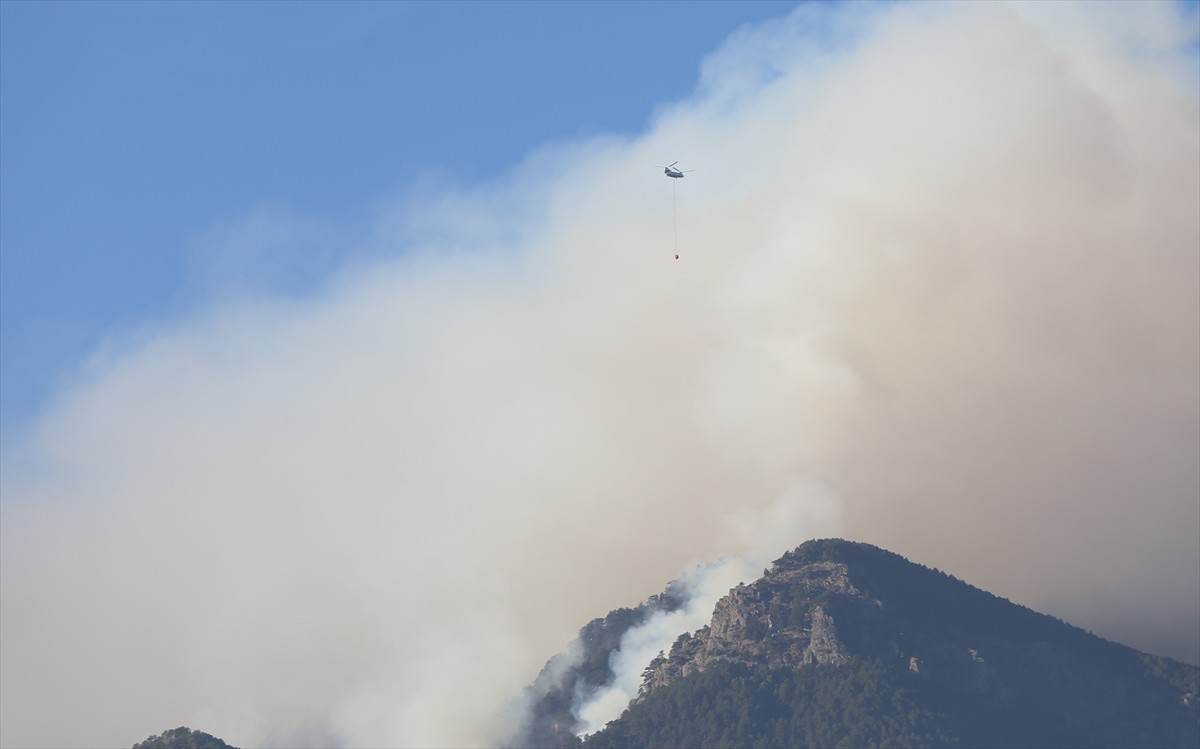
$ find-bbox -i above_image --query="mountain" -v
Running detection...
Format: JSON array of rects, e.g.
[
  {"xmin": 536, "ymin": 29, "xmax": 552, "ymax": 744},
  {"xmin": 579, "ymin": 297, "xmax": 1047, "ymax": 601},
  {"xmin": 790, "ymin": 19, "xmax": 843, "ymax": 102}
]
[
  {"xmin": 516, "ymin": 539, "xmax": 1199, "ymax": 748},
  {"xmin": 131, "ymin": 726, "xmax": 238, "ymax": 749}
]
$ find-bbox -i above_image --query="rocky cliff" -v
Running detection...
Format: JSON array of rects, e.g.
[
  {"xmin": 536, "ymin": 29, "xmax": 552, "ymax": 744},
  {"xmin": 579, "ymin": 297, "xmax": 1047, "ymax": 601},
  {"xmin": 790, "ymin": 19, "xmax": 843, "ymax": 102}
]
[
  {"xmin": 518, "ymin": 539, "xmax": 1200, "ymax": 748},
  {"xmin": 638, "ymin": 561, "xmax": 861, "ymax": 699}
]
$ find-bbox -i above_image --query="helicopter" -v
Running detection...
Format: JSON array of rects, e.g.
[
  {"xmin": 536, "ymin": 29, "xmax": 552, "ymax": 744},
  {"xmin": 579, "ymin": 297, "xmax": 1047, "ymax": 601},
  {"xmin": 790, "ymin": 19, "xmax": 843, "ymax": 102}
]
[{"xmin": 656, "ymin": 161, "xmax": 694, "ymax": 179}]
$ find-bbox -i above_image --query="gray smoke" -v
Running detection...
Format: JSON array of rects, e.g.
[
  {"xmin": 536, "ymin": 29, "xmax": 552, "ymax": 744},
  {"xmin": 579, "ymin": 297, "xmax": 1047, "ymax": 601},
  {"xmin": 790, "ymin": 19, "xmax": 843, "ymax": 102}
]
[
  {"xmin": 571, "ymin": 481, "xmax": 841, "ymax": 736},
  {"xmin": 2, "ymin": 2, "xmax": 1197, "ymax": 747}
]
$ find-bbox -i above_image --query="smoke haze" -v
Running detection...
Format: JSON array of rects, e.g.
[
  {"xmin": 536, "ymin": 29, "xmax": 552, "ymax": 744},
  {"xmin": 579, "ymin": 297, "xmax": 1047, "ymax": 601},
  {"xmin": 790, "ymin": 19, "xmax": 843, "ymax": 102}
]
[
  {"xmin": 2, "ymin": 2, "xmax": 1197, "ymax": 747},
  {"xmin": 571, "ymin": 481, "xmax": 842, "ymax": 736}
]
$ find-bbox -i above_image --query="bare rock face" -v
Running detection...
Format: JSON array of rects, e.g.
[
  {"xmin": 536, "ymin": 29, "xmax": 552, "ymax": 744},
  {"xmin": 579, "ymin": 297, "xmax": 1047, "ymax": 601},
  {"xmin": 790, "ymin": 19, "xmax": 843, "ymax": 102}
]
[
  {"xmin": 519, "ymin": 539, "xmax": 1200, "ymax": 748},
  {"xmin": 803, "ymin": 604, "xmax": 850, "ymax": 666},
  {"xmin": 638, "ymin": 560, "xmax": 871, "ymax": 701}
]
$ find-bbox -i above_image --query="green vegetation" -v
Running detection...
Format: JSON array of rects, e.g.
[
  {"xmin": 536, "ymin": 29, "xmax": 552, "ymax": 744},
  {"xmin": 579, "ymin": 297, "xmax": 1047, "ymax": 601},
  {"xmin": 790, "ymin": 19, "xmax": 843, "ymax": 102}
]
[
  {"xmin": 582, "ymin": 644, "xmax": 1199, "ymax": 748},
  {"xmin": 519, "ymin": 539, "xmax": 1200, "ymax": 748},
  {"xmin": 516, "ymin": 605, "xmax": 655, "ymax": 748},
  {"xmin": 131, "ymin": 727, "xmax": 237, "ymax": 749},
  {"xmin": 586, "ymin": 659, "xmax": 953, "ymax": 749}
]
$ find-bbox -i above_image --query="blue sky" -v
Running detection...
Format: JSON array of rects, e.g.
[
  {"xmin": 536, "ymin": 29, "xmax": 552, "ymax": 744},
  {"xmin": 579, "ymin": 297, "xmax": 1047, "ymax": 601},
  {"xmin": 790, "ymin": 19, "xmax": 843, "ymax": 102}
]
[
  {"xmin": 2, "ymin": 3, "xmax": 1197, "ymax": 746},
  {"xmin": 0, "ymin": 0, "xmax": 799, "ymax": 445}
]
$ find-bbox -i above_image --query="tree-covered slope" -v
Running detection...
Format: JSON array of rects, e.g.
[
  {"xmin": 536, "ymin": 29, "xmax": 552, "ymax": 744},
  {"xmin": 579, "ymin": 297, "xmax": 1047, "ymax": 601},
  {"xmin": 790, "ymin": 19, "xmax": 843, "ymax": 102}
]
[
  {"xmin": 520, "ymin": 539, "xmax": 1199, "ymax": 748},
  {"xmin": 131, "ymin": 726, "xmax": 238, "ymax": 749}
]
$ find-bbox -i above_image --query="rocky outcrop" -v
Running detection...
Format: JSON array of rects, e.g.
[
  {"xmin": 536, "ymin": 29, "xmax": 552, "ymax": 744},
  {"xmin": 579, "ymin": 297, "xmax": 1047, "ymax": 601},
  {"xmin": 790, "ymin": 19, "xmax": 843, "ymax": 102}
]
[
  {"xmin": 803, "ymin": 604, "xmax": 850, "ymax": 666},
  {"xmin": 637, "ymin": 560, "xmax": 869, "ymax": 700},
  {"xmin": 521, "ymin": 539, "xmax": 1200, "ymax": 748}
]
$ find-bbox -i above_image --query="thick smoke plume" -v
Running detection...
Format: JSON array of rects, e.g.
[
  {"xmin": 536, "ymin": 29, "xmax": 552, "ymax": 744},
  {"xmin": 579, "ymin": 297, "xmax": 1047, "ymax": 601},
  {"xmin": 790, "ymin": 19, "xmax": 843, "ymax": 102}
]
[
  {"xmin": 571, "ymin": 481, "xmax": 841, "ymax": 736},
  {"xmin": 2, "ymin": 3, "xmax": 1197, "ymax": 747}
]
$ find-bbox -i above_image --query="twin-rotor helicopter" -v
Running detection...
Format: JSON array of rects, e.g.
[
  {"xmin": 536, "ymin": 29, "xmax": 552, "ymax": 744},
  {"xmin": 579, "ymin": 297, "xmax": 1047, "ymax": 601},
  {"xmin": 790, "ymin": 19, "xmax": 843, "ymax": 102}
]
[
  {"xmin": 656, "ymin": 161, "xmax": 694, "ymax": 179},
  {"xmin": 655, "ymin": 161, "xmax": 694, "ymax": 259}
]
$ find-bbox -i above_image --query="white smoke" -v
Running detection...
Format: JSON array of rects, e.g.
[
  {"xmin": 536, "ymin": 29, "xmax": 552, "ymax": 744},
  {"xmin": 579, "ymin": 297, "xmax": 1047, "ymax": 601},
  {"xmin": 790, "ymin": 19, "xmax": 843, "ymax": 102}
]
[
  {"xmin": 2, "ymin": 2, "xmax": 1197, "ymax": 748},
  {"xmin": 571, "ymin": 578, "xmax": 722, "ymax": 738},
  {"xmin": 572, "ymin": 481, "xmax": 841, "ymax": 736}
]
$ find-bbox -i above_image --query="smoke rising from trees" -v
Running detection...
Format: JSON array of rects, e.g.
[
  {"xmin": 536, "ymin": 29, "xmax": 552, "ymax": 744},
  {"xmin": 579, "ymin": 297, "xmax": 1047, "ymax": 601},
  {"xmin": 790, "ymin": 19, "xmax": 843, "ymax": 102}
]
[{"xmin": 2, "ymin": 2, "xmax": 1197, "ymax": 747}]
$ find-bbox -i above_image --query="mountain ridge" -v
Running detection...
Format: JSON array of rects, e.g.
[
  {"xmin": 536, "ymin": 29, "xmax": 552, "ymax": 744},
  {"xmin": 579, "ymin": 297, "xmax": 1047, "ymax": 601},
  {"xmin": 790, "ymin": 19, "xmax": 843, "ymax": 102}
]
[
  {"xmin": 131, "ymin": 726, "xmax": 239, "ymax": 749},
  {"xmin": 517, "ymin": 538, "xmax": 1199, "ymax": 748}
]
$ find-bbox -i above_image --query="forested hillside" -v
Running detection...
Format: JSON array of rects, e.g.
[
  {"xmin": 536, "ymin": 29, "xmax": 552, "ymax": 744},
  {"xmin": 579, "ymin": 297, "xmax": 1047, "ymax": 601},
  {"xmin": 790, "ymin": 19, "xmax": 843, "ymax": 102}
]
[{"xmin": 519, "ymin": 539, "xmax": 1200, "ymax": 748}]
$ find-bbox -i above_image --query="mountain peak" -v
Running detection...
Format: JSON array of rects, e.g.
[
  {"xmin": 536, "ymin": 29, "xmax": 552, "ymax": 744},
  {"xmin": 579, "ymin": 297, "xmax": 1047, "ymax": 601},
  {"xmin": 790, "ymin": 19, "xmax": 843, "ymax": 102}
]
[
  {"xmin": 518, "ymin": 539, "xmax": 1199, "ymax": 748},
  {"xmin": 131, "ymin": 727, "xmax": 238, "ymax": 749}
]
